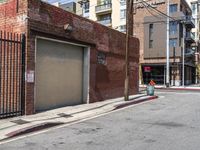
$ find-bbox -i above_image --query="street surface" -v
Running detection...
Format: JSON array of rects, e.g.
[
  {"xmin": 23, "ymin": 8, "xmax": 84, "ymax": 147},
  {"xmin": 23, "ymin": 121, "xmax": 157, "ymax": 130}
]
[{"xmin": 1, "ymin": 90, "xmax": 200, "ymax": 150}]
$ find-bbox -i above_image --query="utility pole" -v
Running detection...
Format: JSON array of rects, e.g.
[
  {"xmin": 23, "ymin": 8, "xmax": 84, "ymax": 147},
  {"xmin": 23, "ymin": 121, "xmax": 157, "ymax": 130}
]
[
  {"xmin": 124, "ymin": 0, "xmax": 134, "ymax": 101},
  {"xmin": 166, "ymin": 0, "xmax": 170, "ymax": 87}
]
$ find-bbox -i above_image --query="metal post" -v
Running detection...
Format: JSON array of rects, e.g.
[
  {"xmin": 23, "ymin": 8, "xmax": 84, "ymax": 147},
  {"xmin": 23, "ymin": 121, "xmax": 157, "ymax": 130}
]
[
  {"xmin": 166, "ymin": 0, "xmax": 170, "ymax": 87},
  {"xmin": 124, "ymin": 0, "xmax": 134, "ymax": 101},
  {"xmin": 21, "ymin": 34, "xmax": 26, "ymax": 115},
  {"xmin": 173, "ymin": 47, "xmax": 175, "ymax": 86},
  {"xmin": 182, "ymin": 25, "xmax": 185, "ymax": 86}
]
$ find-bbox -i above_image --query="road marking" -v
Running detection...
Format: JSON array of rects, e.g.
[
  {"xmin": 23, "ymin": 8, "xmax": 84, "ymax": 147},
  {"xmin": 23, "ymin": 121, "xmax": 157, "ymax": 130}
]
[
  {"xmin": 175, "ymin": 93, "xmax": 200, "ymax": 95},
  {"xmin": 158, "ymin": 96, "xmax": 165, "ymax": 99}
]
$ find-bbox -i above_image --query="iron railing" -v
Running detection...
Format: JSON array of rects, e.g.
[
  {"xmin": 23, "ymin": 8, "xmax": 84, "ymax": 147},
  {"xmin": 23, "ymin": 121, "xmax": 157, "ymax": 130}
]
[
  {"xmin": 95, "ymin": 3, "xmax": 112, "ymax": 13},
  {"xmin": 0, "ymin": 31, "xmax": 25, "ymax": 119}
]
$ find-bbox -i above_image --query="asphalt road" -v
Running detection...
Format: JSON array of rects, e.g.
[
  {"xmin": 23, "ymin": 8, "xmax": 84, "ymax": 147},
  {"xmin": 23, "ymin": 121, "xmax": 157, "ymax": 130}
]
[{"xmin": 1, "ymin": 90, "xmax": 200, "ymax": 150}]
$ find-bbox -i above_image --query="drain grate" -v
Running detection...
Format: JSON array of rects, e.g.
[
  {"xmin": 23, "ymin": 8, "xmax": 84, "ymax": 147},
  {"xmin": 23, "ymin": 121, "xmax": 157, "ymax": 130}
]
[
  {"xmin": 11, "ymin": 119, "xmax": 30, "ymax": 125},
  {"xmin": 57, "ymin": 113, "xmax": 73, "ymax": 118}
]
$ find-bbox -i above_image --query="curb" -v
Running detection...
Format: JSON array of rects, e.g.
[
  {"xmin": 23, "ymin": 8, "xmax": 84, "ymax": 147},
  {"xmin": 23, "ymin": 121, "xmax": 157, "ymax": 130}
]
[
  {"xmin": 114, "ymin": 95, "xmax": 158, "ymax": 110},
  {"xmin": 140, "ymin": 86, "xmax": 200, "ymax": 91},
  {"xmin": 4, "ymin": 122, "xmax": 64, "ymax": 140},
  {"xmin": 156, "ymin": 87, "xmax": 200, "ymax": 91}
]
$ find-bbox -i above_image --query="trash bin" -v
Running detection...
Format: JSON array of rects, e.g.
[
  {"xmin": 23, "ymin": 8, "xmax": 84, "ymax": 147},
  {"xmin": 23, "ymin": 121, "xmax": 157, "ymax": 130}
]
[{"xmin": 146, "ymin": 85, "xmax": 154, "ymax": 96}]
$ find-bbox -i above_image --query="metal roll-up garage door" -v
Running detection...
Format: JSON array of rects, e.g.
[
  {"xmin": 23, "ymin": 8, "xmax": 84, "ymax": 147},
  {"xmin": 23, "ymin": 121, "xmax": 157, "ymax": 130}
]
[{"xmin": 36, "ymin": 39, "xmax": 83, "ymax": 111}]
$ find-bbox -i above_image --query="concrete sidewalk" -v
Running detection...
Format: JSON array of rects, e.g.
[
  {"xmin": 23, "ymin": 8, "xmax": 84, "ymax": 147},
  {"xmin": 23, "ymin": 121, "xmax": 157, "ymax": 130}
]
[
  {"xmin": 0, "ymin": 94, "xmax": 157, "ymax": 142},
  {"xmin": 140, "ymin": 84, "xmax": 200, "ymax": 91}
]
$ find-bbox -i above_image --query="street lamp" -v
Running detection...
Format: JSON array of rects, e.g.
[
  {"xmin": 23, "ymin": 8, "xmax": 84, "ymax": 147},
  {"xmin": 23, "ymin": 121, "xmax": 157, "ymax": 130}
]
[{"xmin": 166, "ymin": 0, "xmax": 170, "ymax": 87}]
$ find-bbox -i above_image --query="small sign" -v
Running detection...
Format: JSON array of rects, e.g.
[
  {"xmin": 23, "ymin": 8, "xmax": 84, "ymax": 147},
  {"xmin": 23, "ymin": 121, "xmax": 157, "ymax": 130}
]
[
  {"xmin": 97, "ymin": 51, "xmax": 106, "ymax": 65},
  {"xmin": 26, "ymin": 70, "xmax": 34, "ymax": 83},
  {"xmin": 144, "ymin": 66, "xmax": 151, "ymax": 72},
  {"xmin": 149, "ymin": 80, "xmax": 156, "ymax": 86}
]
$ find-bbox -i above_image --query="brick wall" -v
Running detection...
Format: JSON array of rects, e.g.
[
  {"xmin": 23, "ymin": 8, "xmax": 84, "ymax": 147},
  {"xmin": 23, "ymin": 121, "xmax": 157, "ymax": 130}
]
[
  {"xmin": 0, "ymin": 0, "xmax": 27, "ymax": 33},
  {"xmin": 0, "ymin": 0, "xmax": 139, "ymax": 115}
]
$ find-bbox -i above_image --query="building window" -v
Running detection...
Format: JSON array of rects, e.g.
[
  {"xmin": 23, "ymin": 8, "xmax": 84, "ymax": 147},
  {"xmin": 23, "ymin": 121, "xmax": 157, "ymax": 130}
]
[
  {"xmin": 119, "ymin": 25, "xmax": 126, "ymax": 32},
  {"xmin": 149, "ymin": 24, "xmax": 153, "ymax": 36},
  {"xmin": 120, "ymin": 9, "xmax": 126, "ymax": 20},
  {"xmin": 192, "ymin": 32, "xmax": 195, "ymax": 39},
  {"xmin": 83, "ymin": 2, "xmax": 89, "ymax": 13},
  {"xmin": 98, "ymin": 0, "xmax": 111, "ymax": 5},
  {"xmin": 99, "ymin": 14, "xmax": 111, "ymax": 20},
  {"xmin": 149, "ymin": 24, "xmax": 153, "ymax": 48},
  {"xmin": 169, "ymin": 21, "xmax": 178, "ymax": 35},
  {"xmin": 191, "ymin": 3, "xmax": 196, "ymax": 14},
  {"xmin": 0, "ymin": 0, "xmax": 6, "ymax": 3},
  {"xmin": 169, "ymin": 38, "xmax": 177, "ymax": 47},
  {"xmin": 149, "ymin": 40, "xmax": 153, "ymax": 48},
  {"xmin": 120, "ymin": 0, "xmax": 126, "ymax": 5},
  {"xmin": 169, "ymin": 4, "xmax": 177, "ymax": 13}
]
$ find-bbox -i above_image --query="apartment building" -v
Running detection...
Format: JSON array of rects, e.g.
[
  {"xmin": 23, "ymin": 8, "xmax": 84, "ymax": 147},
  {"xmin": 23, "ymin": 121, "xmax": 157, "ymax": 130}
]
[
  {"xmin": 78, "ymin": 0, "xmax": 127, "ymax": 32},
  {"xmin": 43, "ymin": 0, "xmax": 83, "ymax": 15},
  {"xmin": 45, "ymin": 0, "xmax": 126, "ymax": 31},
  {"xmin": 187, "ymin": 0, "xmax": 200, "ymax": 83},
  {"xmin": 187, "ymin": 0, "xmax": 200, "ymax": 44},
  {"xmin": 135, "ymin": 0, "xmax": 196, "ymax": 86}
]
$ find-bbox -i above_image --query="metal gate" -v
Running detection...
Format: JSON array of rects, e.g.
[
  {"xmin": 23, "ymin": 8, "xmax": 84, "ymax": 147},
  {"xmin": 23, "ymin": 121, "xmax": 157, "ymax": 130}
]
[{"xmin": 0, "ymin": 31, "xmax": 25, "ymax": 119}]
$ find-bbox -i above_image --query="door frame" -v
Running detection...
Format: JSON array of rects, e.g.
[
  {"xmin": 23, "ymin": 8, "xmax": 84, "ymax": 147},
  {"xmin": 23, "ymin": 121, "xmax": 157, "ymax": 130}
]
[{"xmin": 35, "ymin": 36, "xmax": 90, "ymax": 111}]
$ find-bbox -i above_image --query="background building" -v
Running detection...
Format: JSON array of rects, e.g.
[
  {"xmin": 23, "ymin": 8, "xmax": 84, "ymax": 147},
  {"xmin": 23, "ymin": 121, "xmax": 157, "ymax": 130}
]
[
  {"xmin": 47, "ymin": 0, "xmax": 127, "ymax": 32},
  {"xmin": 187, "ymin": 0, "xmax": 200, "ymax": 83},
  {"xmin": 134, "ymin": 0, "xmax": 196, "ymax": 86},
  {"xmin": 43, "ymin": 0, "xmax": 83, "ymax": 15}
]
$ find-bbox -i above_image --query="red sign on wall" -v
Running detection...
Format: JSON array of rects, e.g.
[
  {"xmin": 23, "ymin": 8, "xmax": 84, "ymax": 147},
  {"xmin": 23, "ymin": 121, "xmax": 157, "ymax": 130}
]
[{"xmin": 144, "ymin": 66, "xmax": 151, "ymax": 72}]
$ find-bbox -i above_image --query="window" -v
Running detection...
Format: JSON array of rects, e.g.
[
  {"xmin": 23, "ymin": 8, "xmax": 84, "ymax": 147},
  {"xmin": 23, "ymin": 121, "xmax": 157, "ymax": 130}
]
[
  {"xmin": 120, "ymin": 9, "xmax": 126, "ymax": 19},
  {"xmin": 169, "ymin": 38, "xmax": 177, "ymax": 47},
  {"xmin": 192, "ymin": 32, "xmax": 195, "ymax": 39},
  {"xmin": 149, "ymin": 24, "xmax": 153, "ymax": 39},
  {"xmin": 83, "ymin": 2, "xmax": 89, "ymax": 13},
  {"xmin": 149, "ymin": 40, "xmax": 153, "ymax": 48},
  {"xmin": 149, "ymin": 24, "xmax": 153, "ymax": 48},
  {"xmin": 169, "ymin": 21, "xmax": 178, "ymax": 35},
  {"xmin": 120, "ymin": 25, "xmax": 126, "ymax": 32},
  {"xmin": 191, "ymin": 3, "xmax": 196, "ymax": 14},
  {"xmin": 169, "ymin": 4, "xmax": 177, "ymax": 13},
  {"xmin": 120, "ymin": 0, "xmax": 126, "ymax": 5},
  {"xmin": 99, "ymin": 14, "xmax": 111, "ymax": 20},
  {"xmin": 98, "ymin": 0, "xmax": 111, "ymax": 5},
  {"xmin": 0, "ymin": 0, "xmax": 7, "ymax": 3}
]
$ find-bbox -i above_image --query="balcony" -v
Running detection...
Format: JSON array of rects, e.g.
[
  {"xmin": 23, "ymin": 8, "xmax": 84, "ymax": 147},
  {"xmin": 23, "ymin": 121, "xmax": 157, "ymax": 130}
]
[
  {"xmin": 184, "ymin": 16, "xmax": 195, "ymax": 28},
  {"xmin": 95, "ymin": 3, "xmax": 112, "ymax": 14},
  {"xmin": 185, "ymin": 48, "xmax": 195, "ymax": 57},
  {"xmin": 185, "ymin": 32, "xmax": 195, "ymax": 43},
  {"xmin": 97, "ymin": 18, "xmax": 112, "ymax": 26}
]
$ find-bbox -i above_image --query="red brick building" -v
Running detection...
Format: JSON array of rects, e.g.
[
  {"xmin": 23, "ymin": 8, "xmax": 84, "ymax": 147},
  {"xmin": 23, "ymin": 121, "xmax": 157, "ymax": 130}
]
[{"xmin": 0, "ymin": 0, "xmax": 139, "ymax": 116}]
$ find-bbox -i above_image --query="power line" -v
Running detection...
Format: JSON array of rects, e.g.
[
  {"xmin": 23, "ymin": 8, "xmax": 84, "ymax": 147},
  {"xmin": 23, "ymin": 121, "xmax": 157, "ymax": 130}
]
[
  {"xmin": 141, "ymin": 1, "xmax": 165, "ymax": 21},
  {"xmin": 140, "ymin": 0, "xmax": 177, "ymax": 21}
]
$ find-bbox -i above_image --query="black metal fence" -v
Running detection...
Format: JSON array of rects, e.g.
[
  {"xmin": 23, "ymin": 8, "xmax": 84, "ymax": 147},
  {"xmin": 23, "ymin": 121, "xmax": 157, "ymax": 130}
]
[{"xmin": 0, "ymin": 31, "xmax": 25, "ymax": 119}]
